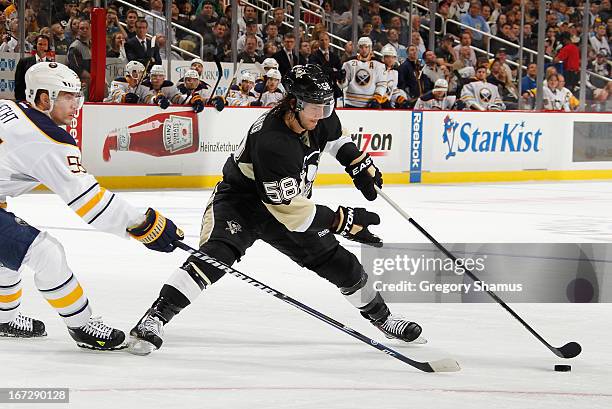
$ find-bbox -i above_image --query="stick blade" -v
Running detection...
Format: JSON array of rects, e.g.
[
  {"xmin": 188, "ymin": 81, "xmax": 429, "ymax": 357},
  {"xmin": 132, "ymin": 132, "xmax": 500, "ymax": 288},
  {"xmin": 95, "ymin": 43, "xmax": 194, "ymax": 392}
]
[
  {"xmin": 428, "ymin": 358, "xmax": 461, "ymax": 372},
  {"xmin": 557, "ymin": 342, "xmax": 582, "ymax": 359}
]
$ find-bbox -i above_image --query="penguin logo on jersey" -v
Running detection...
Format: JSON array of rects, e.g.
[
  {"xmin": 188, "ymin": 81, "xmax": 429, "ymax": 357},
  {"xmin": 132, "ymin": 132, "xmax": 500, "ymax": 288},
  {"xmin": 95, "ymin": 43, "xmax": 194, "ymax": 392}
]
[
  {"xmin": 479, "ymin": 87, "xmax": 492, "ymax": 103},
  {"xmin": 225, "ymin": 220, "xmax": 242, "ymax": 235},
  {"xmin": 299, "ymin": 151, "xmax": 320, "ymax": 198},
  {"xmin": 355, "ymin": 69, "xmax": 371, "ymax": 86}
]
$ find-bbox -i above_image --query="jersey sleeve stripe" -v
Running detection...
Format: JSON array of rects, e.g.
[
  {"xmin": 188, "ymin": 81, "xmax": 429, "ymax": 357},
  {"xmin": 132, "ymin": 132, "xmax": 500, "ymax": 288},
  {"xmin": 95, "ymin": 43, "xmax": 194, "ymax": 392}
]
[
  {"xmin": 87, "ymin": 193, "xmax": 115, "ymax": 224},
  {"xmin": 75, "ymin": 187, "xmax": 107, "ymax": 217},
  {"xmin": 67, "ymin": 182, "xmax": 99, "ymax": 206}
]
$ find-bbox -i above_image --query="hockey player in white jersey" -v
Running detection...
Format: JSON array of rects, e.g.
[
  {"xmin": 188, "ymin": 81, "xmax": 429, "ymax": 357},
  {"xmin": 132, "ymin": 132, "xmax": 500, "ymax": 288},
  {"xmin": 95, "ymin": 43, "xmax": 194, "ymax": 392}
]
[
  {"xmin": 0, "ymin": 62, "xmax": 184, "ymax": 348},
  {"xmin": 414, "ymin": 78, "xmax": 457, "ymax": 110},
  {"xmin": 177, "ymin": 69, "xmax": 207, "ymax": 113},
  {"xmin": 104, "ymin": 60, "xmax": 150, "ymax": 104},
  {"xmin": 341, "ymin": 37, "xmax": 387, "ymax": 108},
  {"xmin": 226, "ymin": 72, "xmax": 259, "ymax": 107},
  {"xmin": 380, "ymin": 44, "xmax": 409, "ymax": 109},
  {"xmin": 143, "ymin": 65, "xmax": 183, "ymax": 109},
  {"xmin": 460, "ymin": 66, "xmax": 505, "ymax": 111},
  {"xmin": 256, "ymin": 68, "xmax": 284, "ymax": 107}
]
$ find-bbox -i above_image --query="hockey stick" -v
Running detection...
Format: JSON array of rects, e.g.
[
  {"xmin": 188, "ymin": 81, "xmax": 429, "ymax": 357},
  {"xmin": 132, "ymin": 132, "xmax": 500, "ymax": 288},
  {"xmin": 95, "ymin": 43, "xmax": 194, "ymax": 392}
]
[
  {"xmin": 206, "ymin": 55, "xmax": 223, "ymax": 105},
  {"xmin": 224, "ymin": 59, "xmax": 244, "ymax": 100},
  {"xmin": 174, "ymin": 241, "xmax": 460, "ymax": 373},
  {"xmin": 374, "ymin": 186, "xmax": 582, "ymax": 359}
]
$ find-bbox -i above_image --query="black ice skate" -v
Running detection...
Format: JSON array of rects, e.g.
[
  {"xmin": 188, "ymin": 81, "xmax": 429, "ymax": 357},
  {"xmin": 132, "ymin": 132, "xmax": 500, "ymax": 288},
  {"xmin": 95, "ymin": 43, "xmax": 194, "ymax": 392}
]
[
  {"xmin": 68, "ymin": 316, "xmax": 126, "ymax": 350},
  {"xmin": 372, "ymin": 314, "xmax": 424, "ymax": 344},
  {"xmin": 127, "ymin": 308, "xmax": 164, "ymax": 356},
  {"xmin": 0, "ymin": 313, "xmax": 46, "ymax": 338}
]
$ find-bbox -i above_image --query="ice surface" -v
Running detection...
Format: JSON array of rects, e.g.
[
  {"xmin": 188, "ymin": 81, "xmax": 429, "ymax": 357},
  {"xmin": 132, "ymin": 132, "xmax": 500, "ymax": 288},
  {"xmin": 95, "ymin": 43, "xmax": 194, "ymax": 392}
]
[{"xmin": 2, "ymin": 182, "xmax": 612, "ymax": 409}]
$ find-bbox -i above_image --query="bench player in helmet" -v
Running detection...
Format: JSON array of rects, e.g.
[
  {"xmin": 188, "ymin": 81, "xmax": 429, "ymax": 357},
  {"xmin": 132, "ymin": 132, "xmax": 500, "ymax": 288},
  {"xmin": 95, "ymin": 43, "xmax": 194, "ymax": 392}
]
[
  {"xmin": 414, "ymin": 78, "xmax": 457, "ymax": 110},
  {"xmin": 177, "ymin": 69, "xmax": 208, "ymax": 113},
  {"xmin": 226, "ymin": 71, "xmax": 259, "ymax": 106},
  {"xmin": 341, "ymin": 37, "xmax": 387, "ymax": 108},
  {"xmin": 127, "ymin": 64, "xmax": 423, "ymax": 355},
  {"xmin": 0, "ymin": 62, "xmax": 183, "ymax": 348},
  {"xmin": 176, "ymin": 58, "xmax": 212, "ymax": 92},
  {"xmin": 460, "ymin": 65, "xmax": 505, "ymax": 111},
  {"xmin": 380, "ymin": 44, "xmax": 409, "ymax": 109},
  {"xmin": 258, "ymin": 68, "xmax": 284, "ymax": 107},
  {"xmin": 143, "ymin": 64, "xmax": 183, "ymax": 109},
  {"xmin": 104, "ymin": 60, "xmax": 150, "ymax": 104},
  {"xmin": 254, "ymin": 57, "xmax": 286, "ymax": 95}
]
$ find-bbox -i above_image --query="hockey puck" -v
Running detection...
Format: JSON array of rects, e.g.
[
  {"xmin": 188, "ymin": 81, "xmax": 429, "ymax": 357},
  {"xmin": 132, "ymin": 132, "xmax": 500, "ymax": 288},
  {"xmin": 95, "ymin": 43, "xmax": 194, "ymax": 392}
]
[{"xmin": 554, "ymin": 365, "xmax": 572, "ymax": 372}]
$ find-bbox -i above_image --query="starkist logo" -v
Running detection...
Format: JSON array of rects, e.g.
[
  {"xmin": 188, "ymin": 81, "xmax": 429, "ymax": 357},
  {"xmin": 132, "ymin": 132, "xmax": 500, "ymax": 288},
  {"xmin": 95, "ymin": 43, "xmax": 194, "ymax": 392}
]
[{"xmin": 351, "ymin": 126, "xmax": 392, "ymax": 156}]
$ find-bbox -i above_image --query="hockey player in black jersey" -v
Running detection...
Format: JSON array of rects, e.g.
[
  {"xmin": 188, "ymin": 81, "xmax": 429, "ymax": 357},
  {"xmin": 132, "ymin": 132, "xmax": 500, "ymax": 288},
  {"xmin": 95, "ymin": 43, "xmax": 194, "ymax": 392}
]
[{"xmin": 128, "ymin": 65, "xmax": 423, "ymax": 355}]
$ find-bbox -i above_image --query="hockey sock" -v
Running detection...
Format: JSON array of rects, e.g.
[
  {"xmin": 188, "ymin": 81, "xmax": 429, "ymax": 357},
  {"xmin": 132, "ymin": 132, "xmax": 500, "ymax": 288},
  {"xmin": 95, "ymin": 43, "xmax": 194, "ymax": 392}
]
[
  {"xmin": 24, "ymin": 233, "xmax": 91, "ymax": 328},
  {"xmin": 0, "ymin": 267, "xmax": 22, "ymax": 323},
  {"xmin": 340, "ymin": 271, "xmax": 390, "ymax": 323}
]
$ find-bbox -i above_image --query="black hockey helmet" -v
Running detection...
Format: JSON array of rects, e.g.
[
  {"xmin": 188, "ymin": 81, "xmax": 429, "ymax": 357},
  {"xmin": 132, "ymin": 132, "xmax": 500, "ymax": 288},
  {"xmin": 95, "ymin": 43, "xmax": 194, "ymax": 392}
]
[{"xmin": 282, "ymin": 64, "xmax": 335, "ymax": 118}]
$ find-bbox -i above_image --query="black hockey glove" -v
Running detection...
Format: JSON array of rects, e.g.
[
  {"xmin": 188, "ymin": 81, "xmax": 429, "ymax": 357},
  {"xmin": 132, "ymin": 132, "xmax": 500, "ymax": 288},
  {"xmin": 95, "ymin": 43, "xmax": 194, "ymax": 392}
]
[
  {"xmin": 192, "ymin": 99, "xmax": 205, "ymax": 113},
  {"xmin": 250, "ymin": 100, "xmax": 263, "ymax": 107},
  {"xmin": 333, "ymin": 206, "xmax": 382, "ymax": 247},
  {"xmin": 124, "ymin": 92, "xmax": 139, "ymax": 104},
  {"xmin": 210, "ymin": 96, "xmax": 225, "ymax": 112},
  {"xmin": 127, "ymin": 208, "xmax": 184, "ymax": 252},
  {"xmin": 367, "ymin": 99, "xmax": 381, "ymax": 109},
  {"xmin": 155, "ymin": 94, "xmax": 170, "ymax": 109},
  {"xmin": 345, "ymin": 153, "xmax": 383, "ymax": 201}
]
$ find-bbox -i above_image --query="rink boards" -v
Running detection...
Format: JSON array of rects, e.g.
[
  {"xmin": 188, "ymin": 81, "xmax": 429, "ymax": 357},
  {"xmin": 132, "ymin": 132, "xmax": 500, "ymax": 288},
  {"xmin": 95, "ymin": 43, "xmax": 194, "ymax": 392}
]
[{"xmin": 71, "ymin": 104, "xmax": 612, "ymax": 189}]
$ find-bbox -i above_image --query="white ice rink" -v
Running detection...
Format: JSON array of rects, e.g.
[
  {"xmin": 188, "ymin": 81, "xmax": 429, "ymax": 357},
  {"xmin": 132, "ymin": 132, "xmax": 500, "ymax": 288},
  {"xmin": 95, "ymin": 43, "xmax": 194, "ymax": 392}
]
[{"xmin": 2, "ymin": 182, "xmax": 612, "ymax": 409}]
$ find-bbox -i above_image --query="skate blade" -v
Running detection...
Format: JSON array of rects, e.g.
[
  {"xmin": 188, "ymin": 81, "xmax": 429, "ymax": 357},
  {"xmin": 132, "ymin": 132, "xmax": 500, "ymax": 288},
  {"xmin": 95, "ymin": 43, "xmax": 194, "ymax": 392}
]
[
  {"xmin": 0, "ymin": 331, "xmax": 48, "ymax": 338},
  {"xmin": 76, "ymin": 341, "xmax": 128, "ymax": 351},
  {"xmin": 127, "ymin": 336, "xmax": 157, "ymax": 356},
  {"xmin": 385, "ymin": 334, "xmax": 428, "ymax": 345}
]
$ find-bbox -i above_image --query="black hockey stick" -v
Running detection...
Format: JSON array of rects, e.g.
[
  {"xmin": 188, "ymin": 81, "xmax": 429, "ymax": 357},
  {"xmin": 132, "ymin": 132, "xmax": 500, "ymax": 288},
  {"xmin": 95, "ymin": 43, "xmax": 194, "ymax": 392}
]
[
  {"xmin": 174, "ymin": 241, "xmax": 460, "ymax": 373},
  {"xmin": 206, "ymin": 55, "xmax": 223, "ymax": 105},
  {"xmin": 375, "ymin": 186, "xmax": 582, "ymax": 359}
]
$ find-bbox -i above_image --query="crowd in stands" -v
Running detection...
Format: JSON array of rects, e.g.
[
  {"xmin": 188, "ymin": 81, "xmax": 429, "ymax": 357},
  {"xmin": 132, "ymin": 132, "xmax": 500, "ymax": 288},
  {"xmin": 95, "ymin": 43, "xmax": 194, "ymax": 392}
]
[{"xmin": 0, "ymin": 0, "xmax": 610, "ymax": 111}]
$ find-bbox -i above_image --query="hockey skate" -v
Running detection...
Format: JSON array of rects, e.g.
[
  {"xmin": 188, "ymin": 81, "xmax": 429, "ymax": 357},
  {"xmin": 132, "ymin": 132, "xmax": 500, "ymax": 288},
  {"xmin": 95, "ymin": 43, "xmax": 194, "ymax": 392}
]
[
  {"xmin": 127, "ymin": 308, "xmax": 164, "ymax": 356},
  {"xmin": 68, "ymin": 316, "xmax": 126, "ymax": 350},
  {"xmin": 372, "ymin": 314, "xmax": 426, "ymax": 344},
  {"xmin": 0, "ymin": 313, "xmax": 46, "ymax": 338}
]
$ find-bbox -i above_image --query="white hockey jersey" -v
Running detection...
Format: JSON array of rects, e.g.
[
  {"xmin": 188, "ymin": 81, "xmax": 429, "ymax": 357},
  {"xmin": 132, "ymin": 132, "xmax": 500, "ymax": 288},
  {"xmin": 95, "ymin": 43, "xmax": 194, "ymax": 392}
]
[
  {"xmin": 142, "ymin": 80, "xmax": 183, "ymax": 105},
  {"xmin": 226, "ymin": 89, "xmax": 258, "ymax": 107},
  {"xmin": 260, "ymin": 89, "xmax": 284, "ymax": 107},
  {"xmin": 414, "ymin": 91, "xmax": 457, "ymax": 110},
  {"xmin": 104, "ymin": 77, "xmax": 150, "ymax": 103},
  {"xmin": 460, "ymin": 80, "xmax": 505, "ymax": 111},
  {"xmin": 177, "ymin": 83, "xmax": 210, "ymax": 105},
  {"xmin": 383, "ymin": 68, "xmax": 408, "ymax": 108},
  {"xmin": 0, "ymin": 101, "xmax": 144, "ymax": 237},
  {"xmin": 543, "ymin": 86, "xmax": 570, "ymax": 111},
  {"xmin": 341, "ymin": 57, "xmax": 387, "ymax": 107}
]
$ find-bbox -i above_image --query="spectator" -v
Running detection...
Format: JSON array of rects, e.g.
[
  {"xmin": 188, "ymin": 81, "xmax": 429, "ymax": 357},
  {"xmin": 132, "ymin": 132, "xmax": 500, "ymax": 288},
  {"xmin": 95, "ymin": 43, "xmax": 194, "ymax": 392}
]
[
  {"xmin": 491, "ymin": 48, "xmax": 513, "ymax": 83},
  {"xmin": 273, "ymin": 33, "xmax": 305, "ymax": 76},
  {"xmin": 239, "ymin": 4, "xmax": 259, "ymax": 36},
  {"xmin": 67, "ymin": 19, "xmax": 91, "ymax": 91},
  {"xmin": 436, "ymin": 34, "xmax": 456, "ymax": 67},
  {"xmin": 410, "ymin": 15, "xmax": 426, "ymax": 54},
  {"xmin": 553, "ymin": 32, "xmax": 580, "ymax": 91},
  {"xmin": 65, "ymin": 17, "xmax": 81, "ymax": 44},
  {"xmin": 487, "ymin": 58, "xmax": 518, "ymax": 109},
  {"xmin": 106, "ymin": 8, "xmax": 127, "ymax": 39},
  {"xmin": 388, "ymin": 15, "xmax": 409, "ymax": 46},
  {"xmin": 542, "ymin": 73, "xmax": 569, "ymax": 111},
  {"xmin": 125, "ymin": 18, "xmax": 162, "ymax": 68},
  {"xmin": 263, "ymin": 22, "xmax": 282, "ymax": 47},
  {"xmin": 589, "ymin": 51, "xmax": 612, "ymax": 89},
  {"xmin": 590, "ymin": 23, "xmax": 610, "ymax": 58},
  {"xmin": 0, "ymin": 18, "xmax": 22, "ymax": 52},
  {"xmin": 420, "ymin": 51, "xmax": 445, "ymax": 93},
  {"xmin": 385, "ymin": 28, "xmax": 407, "ymax": 63},
  {"xmin": 107, "ymin": 31, "xmax": 127, "ymax": 62},
  {"xmin": 309, "ymin": 31, "xmax": 342, "ymax": 96},
  {"xmin": 14, "ymin": 35, "xmax": 51, "ymax": 101},
  {"xmin": 460, "ymin": 1, "xmax": 490, "ymax": 49},
  {"xmin": 449, "ymin": 0, "xmax": 471, "ymax": 22},
  {"xmin": 491, "ymin": 22, "xmax": 515, "ymax": 55},
  {"xmin": 370, "ymin": 14, "xmax": 387, "ymax": 48},
  {"xmin": 398, "ymin": 45, "xmax": 422, "ymax": 104},
  {"xmin": 146, "ymin": 0, "xmax": 164, "ymax": 36},
  {"xmin": 56, "ymin": 0, "xmax": 79, "ymax": 26},
  {"xmin": 156, "ymin": 33, "xmax": 182, "ymax": 61},
  {"xmin": 194, "ymin": 0, "xmax": 218, "ymax": 37},
  {"xmin": 262, "ymin": 42, "xmax": 278, "ymax": 59},
  {"xmin": 453, "ymin": 31, "xmax": 477, "ymax": 67},
  {"xmin": 452, "ymin": 45, "xmax": 476, "ymax": 73},
  {"xmin": 51, "ymin": 21, "xmax": 70, "ymax": 55},
  {"xmin": 124, "ymin": 9, "xmax": 139, "ymax": 39},
  {"xmin": 177, "ymin": 2, "xmax": 196, "ymax": 29},
  {"xmin": 520, "ymin": 62, "xmax": 538, "ymax": 99},
  {"xmin": 557, "ymin": 74, "xmax": 579, "ymax": 111},
  {"xmin": 237, "ymin": 34, "xmax": 262, "ymax": 63},
  {"xmin": 299, "ymin": 40, "xmax": 313, "ymax": 64},
  {"xmin": 237, "ymin": 19, "xmax": 263, "ymax": 53},
  {"xmin": 271, "ymin": 7, "xmax": 290, "ymax": 36},
  {"xmin": 340, "ymin": 40, "xmax": 353, "ymax": 64},
  {"xmin": 203, "ymin": 22, "xmax": 229, "ymax": 61},
  {"xmin": 460, "ymin": 65, "xmax": 505, "ymax": 110}
]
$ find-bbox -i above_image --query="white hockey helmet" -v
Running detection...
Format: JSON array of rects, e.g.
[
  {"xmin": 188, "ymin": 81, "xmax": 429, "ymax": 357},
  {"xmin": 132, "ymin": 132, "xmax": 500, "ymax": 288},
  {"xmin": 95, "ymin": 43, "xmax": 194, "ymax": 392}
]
[
  {"xmin": 190, "ymin": 57, "xmax": 205, "ymax": 67},
  {"xmin": 262, "ymin": 57, "xmax": 279, "ymax": 70},
  {"xmin": 433, "ymin": 78, "xmax": 449, "ymax": 92},
  {"xmin": 150, "ymin": 64, "xmax": 165, "ymax": 77},
  {"xmin": 265, "ymin": 68, "xmax": 282, "ymax": 80},
  {"xmin": 357, "ymin": 36, "xmax": 372, "ymax": 48},
  {"xmin": 381, "ymin": 44, "xmax": 397, "ymax": 57},
  {"xmin": 25, "ymin": 61, "xmax": 83, "ymax": 111},
  {"xmin": 125, "ymin": 60, "xmax": 145, "ymax": 79},
  {"xmin": 240, "ymin": 71, "xmax": 256, "ymax": 83},
  {"xmin": 184, "ymin": 69, "xmax": 200, "ymax": 79}
]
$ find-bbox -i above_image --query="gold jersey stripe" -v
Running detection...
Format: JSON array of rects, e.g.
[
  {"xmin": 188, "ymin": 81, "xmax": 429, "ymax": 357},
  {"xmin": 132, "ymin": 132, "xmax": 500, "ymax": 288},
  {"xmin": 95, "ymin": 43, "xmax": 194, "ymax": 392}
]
[
  {"xmin": 0, "ymin": 289, "xmax": 22, "ymax": 303},
  {"xmin": 75, "ymin": 188, "xmax": 107, "ymax": 217},
  {"xmin": 47, "ymin": 284, "xmax": 84, "ymax": 309}
]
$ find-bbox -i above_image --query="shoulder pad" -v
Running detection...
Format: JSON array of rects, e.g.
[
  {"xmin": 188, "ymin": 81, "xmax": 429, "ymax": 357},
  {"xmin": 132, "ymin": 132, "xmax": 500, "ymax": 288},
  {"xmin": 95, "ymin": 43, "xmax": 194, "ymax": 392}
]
[
  {"xmin": 17, "ymin": 104, "xmax": 77, "ymax": 146},
  {"xmin": 113, "ymin": 76, "xmax": 128, "ymax": 83},
  {"xmin": 162, "ymin": 80, "xmax": 175, "ymax": 87},
  {"xmin": 420, "ymin": 91, "xmax": 435, "ymax": 101}
]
